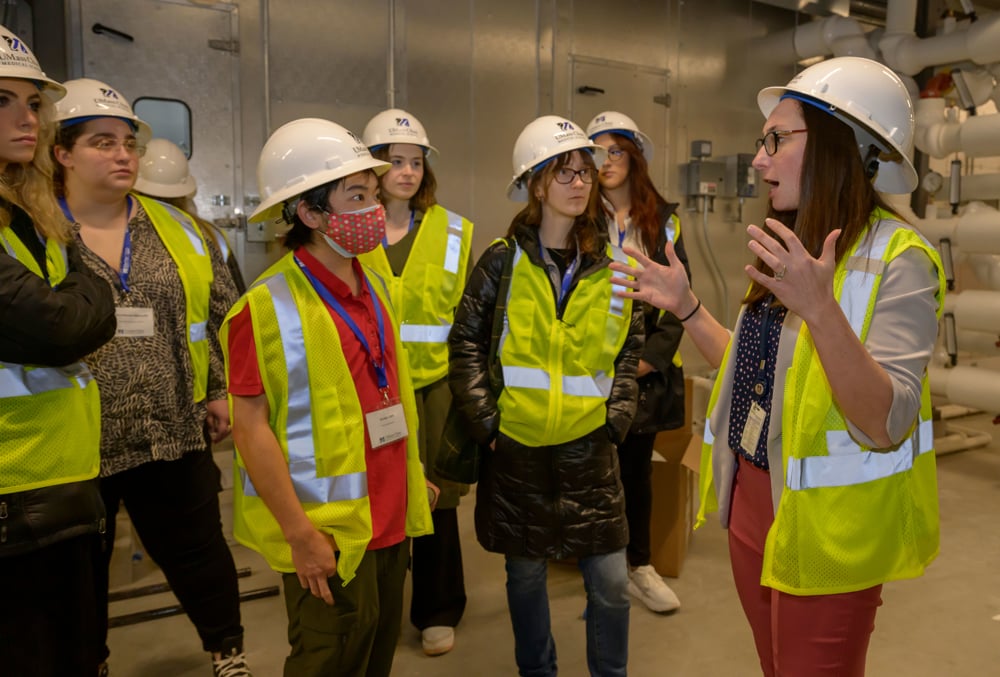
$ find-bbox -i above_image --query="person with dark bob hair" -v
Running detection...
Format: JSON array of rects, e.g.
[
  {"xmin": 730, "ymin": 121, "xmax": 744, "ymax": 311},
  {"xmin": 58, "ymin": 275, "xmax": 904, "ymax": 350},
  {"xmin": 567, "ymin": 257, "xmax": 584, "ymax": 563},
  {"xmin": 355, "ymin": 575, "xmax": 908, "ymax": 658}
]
[{"xmin": 611, "ymin": 57, "xmax": 945, "ymax": 676}]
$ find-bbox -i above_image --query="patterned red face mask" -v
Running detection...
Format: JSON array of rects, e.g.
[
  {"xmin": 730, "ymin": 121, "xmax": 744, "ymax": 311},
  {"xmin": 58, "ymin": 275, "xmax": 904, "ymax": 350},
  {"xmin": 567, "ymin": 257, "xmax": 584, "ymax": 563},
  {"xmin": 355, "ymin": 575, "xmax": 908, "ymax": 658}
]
[{"xmin": 321, "ymin": 204, "xmax": 387, "ymax": 257}]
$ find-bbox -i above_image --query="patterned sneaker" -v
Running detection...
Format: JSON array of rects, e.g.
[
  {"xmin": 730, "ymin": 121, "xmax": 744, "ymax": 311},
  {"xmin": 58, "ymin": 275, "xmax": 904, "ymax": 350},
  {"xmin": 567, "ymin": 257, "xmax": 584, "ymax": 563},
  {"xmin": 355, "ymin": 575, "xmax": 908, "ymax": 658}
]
[
  {"xmin": 212, "ymin": 637, "xmax": 252, "ymax": 677},
  {"xmin": 627, "ymin": 564, "xmax": 681, "ymax": 613}
]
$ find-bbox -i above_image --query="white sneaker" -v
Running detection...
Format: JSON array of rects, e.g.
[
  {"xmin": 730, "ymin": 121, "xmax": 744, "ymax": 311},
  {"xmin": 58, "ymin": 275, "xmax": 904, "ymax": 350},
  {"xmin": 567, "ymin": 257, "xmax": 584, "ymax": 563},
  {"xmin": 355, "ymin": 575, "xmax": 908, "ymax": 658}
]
[
  {"xmin": 628, "ymin": 564, "xmax": 681, "ymax": 613},
  {"xmin": 421, "ymin": 626, "xmax": 455, "ymax": 656}
]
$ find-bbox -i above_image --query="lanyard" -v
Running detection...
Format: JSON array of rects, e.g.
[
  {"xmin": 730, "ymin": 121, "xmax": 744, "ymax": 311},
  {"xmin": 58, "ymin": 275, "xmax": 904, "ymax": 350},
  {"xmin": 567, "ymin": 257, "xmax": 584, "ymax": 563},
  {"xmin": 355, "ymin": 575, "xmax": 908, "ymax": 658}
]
[
  {"xmin": 752, "ymin": 299, "xmax": 780, "ymax": 401},
  {"xmin": 381, "ymin": 209, "xmax": 415, "ymax": 247},
  {"xmin": 558, "ymin": 256, "xmax": 579, "ymax": 306},
  {"xmin": 60, "ymin": 195, "xmax": 134, "ymax": 292},
  {"xmin": 294, "ymin": 256, "xmax": 389, "ymax": 391},
  {"xmin": 617, "ymin": 227, "xmax": 626, "ymax": 248}
]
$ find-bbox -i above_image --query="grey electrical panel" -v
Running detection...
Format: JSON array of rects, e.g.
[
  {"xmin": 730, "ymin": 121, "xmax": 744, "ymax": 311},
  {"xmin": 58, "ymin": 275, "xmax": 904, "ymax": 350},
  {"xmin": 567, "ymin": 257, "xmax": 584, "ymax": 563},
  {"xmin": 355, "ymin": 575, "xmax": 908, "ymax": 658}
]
[{"xmin": 724, "ymin": 154, "xmax": 758, "ymax": 198}]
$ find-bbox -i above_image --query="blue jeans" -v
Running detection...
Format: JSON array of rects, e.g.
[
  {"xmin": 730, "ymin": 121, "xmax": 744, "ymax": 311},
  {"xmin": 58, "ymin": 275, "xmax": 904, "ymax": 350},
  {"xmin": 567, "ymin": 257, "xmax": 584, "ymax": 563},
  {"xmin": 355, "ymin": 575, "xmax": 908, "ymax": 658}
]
[{"xmin": 505, "ymin": 549, "xmax": 630, "ymax": 677}]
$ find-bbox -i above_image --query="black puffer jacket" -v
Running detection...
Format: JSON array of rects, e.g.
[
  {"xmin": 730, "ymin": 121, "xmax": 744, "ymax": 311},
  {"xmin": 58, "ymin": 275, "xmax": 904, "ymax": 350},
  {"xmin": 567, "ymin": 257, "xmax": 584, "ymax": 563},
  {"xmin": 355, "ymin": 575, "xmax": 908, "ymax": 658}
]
[
  {"xmin": 1, "ymin": 203, "xmax": 115, "ymax": 557},
  {"xmin": 449, "ymin": 219, "xmax": 644, "ymax": 558}
]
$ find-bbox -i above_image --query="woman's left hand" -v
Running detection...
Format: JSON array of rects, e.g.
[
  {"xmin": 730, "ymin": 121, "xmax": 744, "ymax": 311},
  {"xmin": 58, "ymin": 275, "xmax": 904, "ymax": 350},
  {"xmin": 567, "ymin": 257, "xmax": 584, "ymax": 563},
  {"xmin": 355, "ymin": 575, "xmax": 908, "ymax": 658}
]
[
  {"xmin": 745, "ymin": 218, "xmax": 840, "ymax": 323},
  {"xmin": 206, "ymin": 399, "xmax": 232, "ymax": 443}
]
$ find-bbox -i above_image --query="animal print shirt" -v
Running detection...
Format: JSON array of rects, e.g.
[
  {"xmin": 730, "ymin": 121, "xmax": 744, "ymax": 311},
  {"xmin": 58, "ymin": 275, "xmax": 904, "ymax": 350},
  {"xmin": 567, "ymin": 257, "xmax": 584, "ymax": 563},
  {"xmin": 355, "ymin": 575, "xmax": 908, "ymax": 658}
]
[{"xmin": 75, "ymin": 202, "xmax": 239, "ymax": 476}]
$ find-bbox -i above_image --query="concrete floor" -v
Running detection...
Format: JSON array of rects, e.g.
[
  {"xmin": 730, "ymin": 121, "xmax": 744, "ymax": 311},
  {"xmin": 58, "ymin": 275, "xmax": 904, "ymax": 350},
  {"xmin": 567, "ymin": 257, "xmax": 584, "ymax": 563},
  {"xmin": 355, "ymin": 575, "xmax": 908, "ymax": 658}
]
[{"xmin": 106, "ymin": 412, "xmax": 1000, "ymax": 676}]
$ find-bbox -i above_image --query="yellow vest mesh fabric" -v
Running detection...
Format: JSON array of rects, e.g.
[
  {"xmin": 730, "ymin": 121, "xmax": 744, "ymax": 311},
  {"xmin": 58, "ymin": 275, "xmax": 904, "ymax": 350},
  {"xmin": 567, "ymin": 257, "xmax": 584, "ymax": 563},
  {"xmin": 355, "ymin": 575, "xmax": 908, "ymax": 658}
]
[
  {"xmin": 357, "ymin": 205, "xmax": 473, "ymax": 389},
  {"xmin": 134, "ymin": 193, "xmax": 213, "ymax": 402},
  {"xmin": 222, "ymin": 253, "xmax": 432, "ymax": 581},
  {"xmin": 0, "ymin": 230, "xmax": 100, "ymax": 493},
  {"xmin": 498, "ymin": 245, "xmax": 631, "ymax": 446}
]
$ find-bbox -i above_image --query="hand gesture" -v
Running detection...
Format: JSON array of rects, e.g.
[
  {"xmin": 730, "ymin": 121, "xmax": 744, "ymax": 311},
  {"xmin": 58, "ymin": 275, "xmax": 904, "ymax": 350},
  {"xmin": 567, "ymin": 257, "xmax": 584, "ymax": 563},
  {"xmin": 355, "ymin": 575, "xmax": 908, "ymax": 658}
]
[
  {"xmin": 290, "ymin": 529, "xmax": 339, "ymax": 605},
  {"xmin": 744, "ymin": 218, "xmax": 840, "ymax": 323},
  {"xmin": 609, "ymin": 240, "xmax": 695, "ymax": 315}
]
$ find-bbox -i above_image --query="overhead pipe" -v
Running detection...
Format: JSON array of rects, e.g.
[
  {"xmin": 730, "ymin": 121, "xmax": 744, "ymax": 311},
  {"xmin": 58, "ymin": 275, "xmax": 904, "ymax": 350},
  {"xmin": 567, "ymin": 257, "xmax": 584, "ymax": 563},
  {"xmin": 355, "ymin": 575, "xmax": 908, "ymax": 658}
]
[
  {"xmin": 914, "ymin": 97, "xmax": 1000, "ymax": 158},
  {"xmin": 912, "ymin": 202, "xmax": 1000, "ymax": 256},
  {"xmin": 880, "ymin": 10, "xmax": 1000, "ymax": 76},
  {"xmin": 929, "ymin": 365, "xmax": 1000, "ymax": 413},
  {"xmin": 749, "ymin": 15, "xmax": 877, "ymax": 65}
]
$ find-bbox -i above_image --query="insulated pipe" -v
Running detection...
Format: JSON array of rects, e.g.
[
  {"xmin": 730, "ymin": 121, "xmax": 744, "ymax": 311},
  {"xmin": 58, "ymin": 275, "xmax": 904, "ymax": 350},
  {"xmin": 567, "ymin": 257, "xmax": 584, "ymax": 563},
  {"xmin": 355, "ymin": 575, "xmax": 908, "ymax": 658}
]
[
  {"xmin": 884, "ymin": 0, "xmax": 917, "ymax": 37},
  {"xmin": 750, "ymin": 16, "xmax": 875, "ymax": 64},
  {"xmin": 942, "ymin": 290, "xmax": 1000, "ymax": 334},
  {"xmin": 914, "ymin": 97, "xmax": 1000, "ymax": 158},
  {"xmin": 957, "ymin": 329, "xmax": 1000, "ymax": 356},
  {"xmin": 929, "ymin": 365, "xmax": 1000, "ymax": 412},
  {"xmin": 931, "ymin": 173, "xmax": 1000, "ymax": 203},
  {"xmin": 911, "ymin": 203, "xmax": 1000, "ymax": 255},
  {"xmin": 880, "ymin": 13, "xmax": 1000, "ymax": 76}
]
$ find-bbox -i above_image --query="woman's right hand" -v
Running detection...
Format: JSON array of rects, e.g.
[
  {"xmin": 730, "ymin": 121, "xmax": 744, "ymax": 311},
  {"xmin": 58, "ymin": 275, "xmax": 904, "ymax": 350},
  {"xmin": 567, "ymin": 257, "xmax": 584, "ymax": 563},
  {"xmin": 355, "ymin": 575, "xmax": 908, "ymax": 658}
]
[{"xmin": 609, "ymin": 240, "xmax": 697, "ymax": 316}]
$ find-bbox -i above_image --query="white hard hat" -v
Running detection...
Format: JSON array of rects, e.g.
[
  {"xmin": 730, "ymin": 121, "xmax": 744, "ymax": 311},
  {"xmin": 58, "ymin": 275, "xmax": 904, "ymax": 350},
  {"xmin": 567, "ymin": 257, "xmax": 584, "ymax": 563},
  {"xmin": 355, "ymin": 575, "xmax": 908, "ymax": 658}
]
[
  {"xmin": 250, "ymin": 117, "xmax": 391, "ymax": 223},
  {"xmin": 507, "ymin": 115, "xmax": 606, "ymax": 201},
  {"xmin": 586, "ymin": 111, "xmax": 654, "ymax": 163},
  {"xmin": 133, "ymin": 138, "xmax": 196, "ymax": 199},
  {"xmin": 54, "ymin": 78, "xmax": 152, "ymax": 145},
  {"xmin": 0, "ymin": 24, "xmax": 65, "ymax": 100},
  {"xmin": 758, "ymin": 56, "xmax": 917, "ymax": 194},
  {"xmin": 362, "ymin": 108, "xmax": 439, "ymax": 159}
]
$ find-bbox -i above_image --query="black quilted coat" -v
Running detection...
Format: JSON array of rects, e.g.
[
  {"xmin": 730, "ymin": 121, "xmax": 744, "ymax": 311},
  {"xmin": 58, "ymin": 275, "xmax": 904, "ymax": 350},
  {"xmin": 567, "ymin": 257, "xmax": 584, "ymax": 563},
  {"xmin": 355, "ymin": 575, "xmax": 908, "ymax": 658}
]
[{"xmin": 448, "ymin": 218, "xmax": 644, "ymax": 559}]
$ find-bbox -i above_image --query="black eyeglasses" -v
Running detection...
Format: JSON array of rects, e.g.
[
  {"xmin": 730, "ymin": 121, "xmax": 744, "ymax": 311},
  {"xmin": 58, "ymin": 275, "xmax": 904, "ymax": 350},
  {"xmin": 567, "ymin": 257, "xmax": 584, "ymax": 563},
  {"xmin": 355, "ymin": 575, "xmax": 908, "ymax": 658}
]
[
  {"xmin": 754, "ymin": 129, "xmax": 807, "ymax": 156},
  {"xmin": 553, "ymin": 167, "xmax": 596, "ymax": 185}
]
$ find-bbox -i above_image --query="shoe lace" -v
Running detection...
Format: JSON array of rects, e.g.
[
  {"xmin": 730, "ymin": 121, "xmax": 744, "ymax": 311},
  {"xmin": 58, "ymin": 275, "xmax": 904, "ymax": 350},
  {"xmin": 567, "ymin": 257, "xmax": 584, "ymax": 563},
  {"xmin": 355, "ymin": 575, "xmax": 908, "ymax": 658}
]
[{"xmin": 213, "ymin": 648, "xmax": 252, "ymax": 677}]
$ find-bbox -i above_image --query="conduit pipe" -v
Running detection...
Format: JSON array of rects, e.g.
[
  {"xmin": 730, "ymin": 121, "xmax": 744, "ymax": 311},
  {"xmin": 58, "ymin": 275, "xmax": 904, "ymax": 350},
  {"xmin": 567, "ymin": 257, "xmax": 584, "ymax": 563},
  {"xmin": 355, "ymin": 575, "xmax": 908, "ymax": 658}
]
[
  {"xmin": 749, "ymin": 15, "xmax": 876, "ymax": 65},
  {"xmin": 929, "ymin": 365, "xmax": 1000, "ymax": 413},
  {"xmin": 942, "ymin": 290, "xmax": 1000, "ymax": 334},
  {"xmin": 912, "ymin": 202, "xmax": 1000, "ymax": 255},
  {"xmin": 914, "ymin": 97, "xmax": 1000, "ymax": 158},
  {"xmin": 880, "ymin": 11, "xmax": 1000, "ymax": 76}
]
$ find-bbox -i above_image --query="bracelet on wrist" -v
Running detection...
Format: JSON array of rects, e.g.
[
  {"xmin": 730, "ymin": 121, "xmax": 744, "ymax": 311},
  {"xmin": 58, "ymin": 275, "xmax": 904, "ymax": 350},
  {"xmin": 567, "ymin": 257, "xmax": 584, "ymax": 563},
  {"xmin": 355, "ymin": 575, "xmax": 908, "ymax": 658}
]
[{"xmin": 678, "ymin": 298, "xmax": 702, "ymax": 323}]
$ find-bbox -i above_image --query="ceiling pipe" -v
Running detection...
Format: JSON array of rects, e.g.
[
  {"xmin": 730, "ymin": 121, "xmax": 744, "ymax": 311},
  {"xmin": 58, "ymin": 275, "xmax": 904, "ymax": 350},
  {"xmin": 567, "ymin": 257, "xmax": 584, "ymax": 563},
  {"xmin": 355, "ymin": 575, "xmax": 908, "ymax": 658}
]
[
  {"xmin": 914, "ymin": 96, "xmax": 1000, "ymax": 158},
  {"xmin": 880, "ymin": 10, "xmax": 1000, "ymax": 76}
]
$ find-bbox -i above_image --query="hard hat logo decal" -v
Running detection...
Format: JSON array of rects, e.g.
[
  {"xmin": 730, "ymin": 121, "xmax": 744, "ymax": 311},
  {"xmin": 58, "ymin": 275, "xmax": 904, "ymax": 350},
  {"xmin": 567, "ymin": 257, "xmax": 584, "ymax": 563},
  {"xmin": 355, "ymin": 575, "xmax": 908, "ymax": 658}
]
[
  {"xmin": 395, "ymin": 118, "xmax": 410, "ymax": 127},
  {"xmin": 1, "ymin": 35, "xmax": 29, "ymax": 53},
  {"xmin": 347, "ymin": 130, "xmax": 364, "ymax": 144},
  {"xmin": 556, "ymin": 121, "xmax": 575, "ymax": 131},
  {"xmin": 99, "ymin": 88, "xmax": 119, "ymax": 99},
  {"xmin": 595, "ymin": 115, "xmax": 606, "ymax": 124}
]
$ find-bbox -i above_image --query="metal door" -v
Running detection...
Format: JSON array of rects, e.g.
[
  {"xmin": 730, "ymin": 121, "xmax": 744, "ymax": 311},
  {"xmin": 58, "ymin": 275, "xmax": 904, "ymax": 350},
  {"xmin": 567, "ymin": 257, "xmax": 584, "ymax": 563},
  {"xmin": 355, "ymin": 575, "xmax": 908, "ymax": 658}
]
[
  {"xmin": 570, "ymin": 55, "xmax": 671, "ymax": 194},
  {"xmin": 69, "ymin": 0, "xmax": 243, "ymax": 244}
]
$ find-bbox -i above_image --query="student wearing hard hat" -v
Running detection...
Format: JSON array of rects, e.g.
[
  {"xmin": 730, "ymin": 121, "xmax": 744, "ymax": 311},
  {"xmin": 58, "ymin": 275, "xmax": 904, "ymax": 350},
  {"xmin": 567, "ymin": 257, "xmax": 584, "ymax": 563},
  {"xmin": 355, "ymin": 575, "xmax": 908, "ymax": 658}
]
[
  {"xmin": 224, "ymin": 118, "xmax": 435, "ymax": 677},
  {"xmin": 0, "ymin": 25, "xmax": 117, "ymax": 676},
  {"xmin": 612, "ymin": 57, "xmax": 944, "ymax": 676},
  {"xmin": 449, "ymin": 115, "xmax": 643, "ymax": 676},
  {"xmin": 51, "ymin": 78, "xmax": 248, "ymax": 677},
  {"xmin": 358, "ymin": 108, "xmax": 474, "ymax": 657},
  {"xmin": 134, "ymin": 138, "xmax": 246, "ymax": 293},
  {"xmin": 586, "ymin": 111, "xmax": 688, "ymax": 615}
]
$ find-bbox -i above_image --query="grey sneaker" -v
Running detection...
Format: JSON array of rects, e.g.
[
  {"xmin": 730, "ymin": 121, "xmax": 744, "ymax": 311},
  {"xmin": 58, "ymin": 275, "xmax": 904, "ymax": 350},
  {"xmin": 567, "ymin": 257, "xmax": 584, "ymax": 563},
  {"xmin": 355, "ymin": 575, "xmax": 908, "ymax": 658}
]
[{"xmin": 627, "ymin": 564, "xmax": 681, "ymax": 613}]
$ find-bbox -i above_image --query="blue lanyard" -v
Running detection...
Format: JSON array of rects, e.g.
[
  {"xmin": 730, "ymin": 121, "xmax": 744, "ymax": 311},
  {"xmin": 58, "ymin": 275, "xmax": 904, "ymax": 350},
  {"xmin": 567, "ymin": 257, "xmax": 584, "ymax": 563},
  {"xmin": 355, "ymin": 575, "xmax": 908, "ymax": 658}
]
[
  {"xmin": 381, "ymin": 209, "xmax": 415, "ymax": 247},
  {"xmin": 558, "ymin": 256, "xmax": 579, "ymax": 306},
  {"xmin": 752, "ymin": 299, "xmax": 780, "ymax": 402},
  {"xmin": 60, "ymin": 195, "xmax": 134, "ymax": 292},
  {"xmin": 294, "ymin": 256, "xmax": 389, "ymax": 390},
  {"xmin": 617, "ymin": 227, "xmax": 626, "ymax": 248}
]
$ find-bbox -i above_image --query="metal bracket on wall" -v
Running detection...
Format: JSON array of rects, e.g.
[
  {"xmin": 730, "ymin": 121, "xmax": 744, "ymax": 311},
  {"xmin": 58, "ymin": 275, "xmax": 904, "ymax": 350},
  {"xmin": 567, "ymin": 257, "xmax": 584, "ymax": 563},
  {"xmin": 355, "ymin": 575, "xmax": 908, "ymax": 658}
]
[{"xmin": 208, "ymin": 38, "xmax": 239, "ymax": 53}]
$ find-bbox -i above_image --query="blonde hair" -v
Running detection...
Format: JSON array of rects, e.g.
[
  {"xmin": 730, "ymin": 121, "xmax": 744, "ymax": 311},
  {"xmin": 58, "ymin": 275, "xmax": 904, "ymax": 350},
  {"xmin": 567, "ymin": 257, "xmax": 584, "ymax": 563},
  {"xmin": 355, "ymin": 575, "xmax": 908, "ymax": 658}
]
[{"xmin": 0, "ymin": 92, "xmax": 71, "ymax": 242}]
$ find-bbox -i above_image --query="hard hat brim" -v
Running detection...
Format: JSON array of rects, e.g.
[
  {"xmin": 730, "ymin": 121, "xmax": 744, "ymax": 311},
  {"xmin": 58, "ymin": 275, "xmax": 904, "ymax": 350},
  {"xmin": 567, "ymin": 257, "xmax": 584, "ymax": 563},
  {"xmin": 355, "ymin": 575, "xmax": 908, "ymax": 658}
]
[
  {"xmin": 249, "ymin": 156, "xmax": 391, "ymax": 223},
  {"xmin": 133, "ymin": 174, "xmax": 196, "ymax": 199}
]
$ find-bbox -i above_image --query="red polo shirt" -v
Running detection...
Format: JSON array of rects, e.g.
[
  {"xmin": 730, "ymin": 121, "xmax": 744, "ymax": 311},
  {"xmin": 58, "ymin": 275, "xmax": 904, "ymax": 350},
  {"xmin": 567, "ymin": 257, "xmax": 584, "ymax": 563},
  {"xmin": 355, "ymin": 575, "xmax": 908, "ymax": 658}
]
[{"xmin": 227, "ymin": 246, "xmax": 407, "ymax": 550}]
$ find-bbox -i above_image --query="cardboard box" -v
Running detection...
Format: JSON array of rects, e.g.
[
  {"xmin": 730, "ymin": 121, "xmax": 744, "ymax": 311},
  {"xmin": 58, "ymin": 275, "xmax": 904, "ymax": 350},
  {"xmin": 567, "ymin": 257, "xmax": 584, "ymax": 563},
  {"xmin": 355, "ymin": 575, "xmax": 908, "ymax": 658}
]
[{"xmin": 648, "ymin": 379, "xmax": 701, "ymax": 578}]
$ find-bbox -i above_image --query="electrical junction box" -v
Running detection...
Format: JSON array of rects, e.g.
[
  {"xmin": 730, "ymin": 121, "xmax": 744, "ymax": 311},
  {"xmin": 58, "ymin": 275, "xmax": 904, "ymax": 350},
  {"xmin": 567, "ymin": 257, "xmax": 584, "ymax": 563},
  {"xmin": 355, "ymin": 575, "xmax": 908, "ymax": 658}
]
[
  {"xmin": 725, "ymin": 153, "xmax": 758, "ymax": 198},
  {"xmin": 685, "ymin": 160, "xmax": 726, "ymax": 197}
]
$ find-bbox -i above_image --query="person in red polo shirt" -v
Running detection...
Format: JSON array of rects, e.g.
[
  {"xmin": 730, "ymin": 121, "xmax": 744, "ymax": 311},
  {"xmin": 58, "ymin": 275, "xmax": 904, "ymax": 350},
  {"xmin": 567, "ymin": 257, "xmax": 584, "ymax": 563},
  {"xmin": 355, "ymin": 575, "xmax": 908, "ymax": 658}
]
[{"xmin": 222, "ymin": 118, "xmax": 435, "ymax": 677}]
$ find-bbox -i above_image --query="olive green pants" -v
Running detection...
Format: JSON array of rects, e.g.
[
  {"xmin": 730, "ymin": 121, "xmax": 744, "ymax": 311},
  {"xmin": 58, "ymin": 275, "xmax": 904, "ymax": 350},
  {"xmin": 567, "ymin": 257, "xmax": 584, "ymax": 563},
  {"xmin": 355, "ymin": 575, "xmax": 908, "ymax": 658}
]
[{"xmin": 282, "ymin": 540, "xmax": 409, "ymax": 677}]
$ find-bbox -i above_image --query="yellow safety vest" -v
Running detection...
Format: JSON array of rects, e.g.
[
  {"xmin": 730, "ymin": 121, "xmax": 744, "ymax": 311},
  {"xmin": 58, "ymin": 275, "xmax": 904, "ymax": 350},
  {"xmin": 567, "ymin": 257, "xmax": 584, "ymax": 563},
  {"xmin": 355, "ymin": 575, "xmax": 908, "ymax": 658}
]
[
  {"xmin": 497, "ymin": 243, "xmax": 633, "ymax": 447},
  {"xmin": 0, "ymin": 228, "xmax": 101, "ymax": 493},
  {"xmin": 357, "ymin": 205, "xmax": 474, "ymax": 389},
  {"xmin": 697, "ymin": 211, "xmax": 945, "ymax": 595},
  {"xmin": 221, "ymin": 252, "xmax": 433, "ymax": 583},
  {"xmin": 133, "ymin": 194, "xmax": 214, "ymax": 402}
]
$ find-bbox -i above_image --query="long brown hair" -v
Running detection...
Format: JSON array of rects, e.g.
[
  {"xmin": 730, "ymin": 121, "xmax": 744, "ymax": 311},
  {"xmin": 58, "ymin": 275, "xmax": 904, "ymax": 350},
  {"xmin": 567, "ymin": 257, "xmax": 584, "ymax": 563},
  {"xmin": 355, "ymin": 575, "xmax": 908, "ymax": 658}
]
[
  {"xmin": 371, "ymin": 144, "xmax": 438, "ymax": 213},
  {"xmin": 603, "ymin": 132, "xmax": 670, "ymax": 255},
  {"xmin": 744, "ymin": 100, "xmax": 901, "ymax": 306},
  {"xmin": 507, "ymin": 150, "xmax": 603, "ymax": 257},
  {"xmin": 1, "ymin": 94, "xmax": 70, "ymax": 242}
]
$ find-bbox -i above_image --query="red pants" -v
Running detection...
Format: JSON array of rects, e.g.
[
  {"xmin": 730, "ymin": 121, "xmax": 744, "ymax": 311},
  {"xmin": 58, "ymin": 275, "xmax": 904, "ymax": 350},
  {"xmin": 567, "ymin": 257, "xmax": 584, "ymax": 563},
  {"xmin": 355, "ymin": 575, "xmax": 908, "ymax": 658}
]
[{"xmin": 728, "ymin": 458, "xmax": 883, "ymax": 677}]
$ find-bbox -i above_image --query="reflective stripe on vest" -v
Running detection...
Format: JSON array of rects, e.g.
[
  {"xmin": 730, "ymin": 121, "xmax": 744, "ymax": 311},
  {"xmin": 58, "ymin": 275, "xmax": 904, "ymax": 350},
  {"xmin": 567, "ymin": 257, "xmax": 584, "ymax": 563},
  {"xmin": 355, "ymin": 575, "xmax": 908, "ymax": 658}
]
[
  {"xmin": 787, "ymin": 419, "xmax": 934, "ymax": 490},
  {"xmin": 444, "ymin": 210, "xmax": 463, "ymax": 274},
  {"xmin": 0, "ymin": 361, "xmax": 94, "ymax": 397},
  {"xmin": 240, "ymin": 272, "xmax": 369, "ymax": 505},
  {"xmin": 399, "ymin": 324, "xmax": 451, "ymax": 343},
  {"xmin": 132, "ymin": 194, "xmax": 213, "ymax": 401},
  {"xmin": 0, "ymin": 228, "xmax": 69, "ymax": 285}
]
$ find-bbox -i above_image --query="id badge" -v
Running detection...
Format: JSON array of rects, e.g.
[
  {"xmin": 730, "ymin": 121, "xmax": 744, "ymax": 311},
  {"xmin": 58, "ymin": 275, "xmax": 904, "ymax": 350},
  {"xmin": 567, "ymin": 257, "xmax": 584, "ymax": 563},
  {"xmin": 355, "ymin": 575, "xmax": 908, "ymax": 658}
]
[
  {"xmin": 115, "ymin": 307, "xmax": 155, "ymax": 337},
  {"xmin": 739, "ymin": 401, "xmax": 767, "ymax": 456},
  {"xmin": 365, "ymin": 398, "xmax": 409, "ymax": 449}
]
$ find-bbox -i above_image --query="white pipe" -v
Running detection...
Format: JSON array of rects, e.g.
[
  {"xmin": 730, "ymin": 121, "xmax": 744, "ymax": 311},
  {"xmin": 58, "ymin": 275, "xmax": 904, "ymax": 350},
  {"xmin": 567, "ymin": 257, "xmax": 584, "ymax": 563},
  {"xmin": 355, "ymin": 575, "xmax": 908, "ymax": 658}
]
[
  {"xmin": 912, "ymin": 202, "xmax": 1000, "ymax": 255},
  {"xmin": 750, "ymin": 16, "xmax": 875, "ymax": 64},
  {"xmin": 929, "ymin": 365, "xmax": 1000, "ymax": 412},
  {"xmin": 943, "ymin": 290, "xmax": 1000, "ymax": 334},
  {"xmin": 932, "ymin": 173, "xmax": 1000, "ymax": 203},
  {"xmin": 965, "ymin": 254, "xmax": 1000, "ymax": 290},
  {"xmin": 957, "ymin": 330, "xmax": 1000, "ymax": 355},
  {"xmin": 914, "ymin": 97, "xmax": 1000, "ymax": 158},
  {"xmin": 880, "ymin": 13, "xmax": 1000, "ymax": 76},
  {"xmin": 884, "ymin": 0, "xmax": 917, "ymax": 37}
]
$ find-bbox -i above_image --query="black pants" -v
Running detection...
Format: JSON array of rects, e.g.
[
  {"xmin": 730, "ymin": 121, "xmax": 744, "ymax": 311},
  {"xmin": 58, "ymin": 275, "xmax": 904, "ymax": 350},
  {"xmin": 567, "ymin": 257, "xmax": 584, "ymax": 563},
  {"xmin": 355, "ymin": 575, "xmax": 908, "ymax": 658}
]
[
  {"xmin": 410, "ymin": 507, "xmax": 467, "ymax": 630},
  {"xmin": 0, "ymin": 533, "xmax": 103, "ymax": 676},
  {"xmin": 95, "ymin": 449, "xmax": 243, "ymax": 660},
  {"xmin": 616, "ymin": 431, "xmax": 657, "ymax": 567}
]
